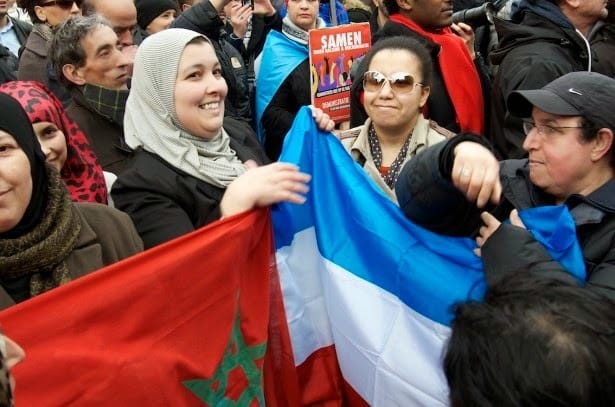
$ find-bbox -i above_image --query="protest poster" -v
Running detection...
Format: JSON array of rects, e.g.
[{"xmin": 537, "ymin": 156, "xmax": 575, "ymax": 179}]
[{"xmin": 309, "ymin": 23, "xmax": 371, "ymax": 123}]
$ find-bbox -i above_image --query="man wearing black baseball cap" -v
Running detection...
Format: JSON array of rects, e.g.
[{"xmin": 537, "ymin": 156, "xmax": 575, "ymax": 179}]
[
  {"xmin": 508, "ymin": 71, "xmax": 615, "ymax": 133},
  {"xmin": 395, "ymin": 71, "xmax": 615, "ymax": 301}
]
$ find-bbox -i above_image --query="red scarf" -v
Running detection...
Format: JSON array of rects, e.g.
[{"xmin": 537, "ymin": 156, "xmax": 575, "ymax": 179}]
[
  {"xmin": 0, "ymin": 81, "xmax": 108, "ymax": 204},
  {"xmin": 389, "ymin": 14, "xmax": 484, "ymax": 134}
]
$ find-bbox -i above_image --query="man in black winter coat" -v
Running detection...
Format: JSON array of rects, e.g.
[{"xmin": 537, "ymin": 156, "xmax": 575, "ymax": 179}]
[
  {"xmin": 396, "ymin": 71, "xmax": 615, "ymax": 301},
  {"xmin": 489, "ymin": 0, "xmax": 608, "ymax": 160}
]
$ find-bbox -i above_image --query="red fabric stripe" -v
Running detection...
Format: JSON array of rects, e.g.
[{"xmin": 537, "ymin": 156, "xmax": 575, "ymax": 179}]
[
  {"xmin": 0, "ymin": 209, "xmax": 280, "ymax": 406},
  {"xmin": 295, "ymin": 345, "xmax": 369, "ymax": 406}
]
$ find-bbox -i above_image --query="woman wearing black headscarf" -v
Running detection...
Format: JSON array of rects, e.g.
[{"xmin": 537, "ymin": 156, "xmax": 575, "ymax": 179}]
[{"xmin": 0, "ymin": 93, "xmax": 143, "ymax": 309}]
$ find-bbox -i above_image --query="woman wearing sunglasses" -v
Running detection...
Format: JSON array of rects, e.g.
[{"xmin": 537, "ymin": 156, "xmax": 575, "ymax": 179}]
[
  {"xmin": 16, "ymin": 0, "xmax": 80, "ymax": 105},
  {"xmin": 338, "ymin": 36, "xmax": 453, "ymax": 203}
]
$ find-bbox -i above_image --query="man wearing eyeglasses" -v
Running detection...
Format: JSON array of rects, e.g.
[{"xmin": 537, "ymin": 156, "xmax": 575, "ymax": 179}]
[{"xmin": 395, "ymin": 71, "xmax": 615, "ymax": 301}]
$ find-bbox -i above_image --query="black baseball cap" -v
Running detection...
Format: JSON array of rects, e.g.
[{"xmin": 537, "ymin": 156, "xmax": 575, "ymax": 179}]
[{"xmin": 508, "ymin": 71, "xmax": 615, "ymax": 130}]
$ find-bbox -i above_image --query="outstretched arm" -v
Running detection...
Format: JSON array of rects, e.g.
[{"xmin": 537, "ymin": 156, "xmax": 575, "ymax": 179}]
[
  {"xmin": 396, "ymin": 134, "xmax": 501, "ymax": 236},
  {"xmin": 220, "ymin": 161, "xmax": 311, "ymax": 217}
]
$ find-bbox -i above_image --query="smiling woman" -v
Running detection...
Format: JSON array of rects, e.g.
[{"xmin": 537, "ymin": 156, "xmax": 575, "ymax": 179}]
[
  {"xmin": 112, "ymin": 29, "xmax": 328, "ymax": 250},
  {"xmin": 0, "ymin": 92, "xmax": 142, "ymax": 309},
  {"xmin": 337, "ymin": 36, "xmax": 453, "ymax": 203},
  {"xmin": 0, "ymin": 81, "xmax": 108, "ymax": 203}
]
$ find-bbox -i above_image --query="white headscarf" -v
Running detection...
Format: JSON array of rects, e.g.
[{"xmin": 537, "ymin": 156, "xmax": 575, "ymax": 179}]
[{"xmin": 125, "ymin": 28, "xmax": 246, "ymax": 188}]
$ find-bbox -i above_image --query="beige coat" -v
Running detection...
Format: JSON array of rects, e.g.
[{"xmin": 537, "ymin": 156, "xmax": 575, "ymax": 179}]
[{"xmin": 339, "ymin": 115, "xmax": 454, "ymax": 203}]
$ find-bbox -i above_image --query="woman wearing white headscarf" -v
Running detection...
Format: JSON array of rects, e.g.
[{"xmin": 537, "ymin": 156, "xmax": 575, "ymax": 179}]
[{"xmin": 112, "ymin": 28, "xmax": 332, "ymax": 249}]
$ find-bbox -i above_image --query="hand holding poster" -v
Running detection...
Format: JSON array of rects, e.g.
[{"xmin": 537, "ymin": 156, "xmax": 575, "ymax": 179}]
[{"xmin": 309, "ymin": 23, "xmax": 371, "ymax": 123}]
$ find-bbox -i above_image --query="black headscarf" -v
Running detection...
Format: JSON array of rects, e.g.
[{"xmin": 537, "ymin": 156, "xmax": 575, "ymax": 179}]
[{"xmin": 0, "ymin": 93, "xmax": 49, "ymax": 239}]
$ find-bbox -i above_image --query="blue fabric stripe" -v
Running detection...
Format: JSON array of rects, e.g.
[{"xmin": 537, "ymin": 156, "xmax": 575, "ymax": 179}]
[
  {"xmin": 255, "ymin": 31, "xmax": 308, "ymax": 143},
  {"xmin": 273, "ymin": 107, "xmax": 585, "ymax": 325}
]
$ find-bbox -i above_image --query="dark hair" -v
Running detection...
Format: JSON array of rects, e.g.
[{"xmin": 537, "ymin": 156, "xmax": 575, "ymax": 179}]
[
  {"xmin": 444, "ymin": 272, "xmax": 615, "ymax": 407},
  {"xmin": 359, "ymin": 36, "xmax": 432, "ymax": 87},
  {"xmin": 16, "ymin": 0, "xmax": 46, "ymax": 23},
  {"xmin": 578, "ymin": 117, "xmax": 615, "ymax": 169},
  {"xmin": 50, "ymin": 15, "xmax": 111, "ymax": 88},
  {"xmin": 381, "ymin": 0, "xmax": 399, "ymax": 16}
]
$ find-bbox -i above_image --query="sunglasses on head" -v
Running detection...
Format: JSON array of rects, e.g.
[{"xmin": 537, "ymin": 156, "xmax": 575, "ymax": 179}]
[
  {"xmin": 39, "ymin": 0, "xmax": 82, "ymax": 9},
  {"xmin": 362, "ymin": 71, "xmax": 424, "ymax": 94}
]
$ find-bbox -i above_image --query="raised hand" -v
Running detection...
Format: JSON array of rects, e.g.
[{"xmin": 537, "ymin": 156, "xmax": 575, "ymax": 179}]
[{"xmin": 452, "ymin": 141, "xmax": 501, "ymax": 208}]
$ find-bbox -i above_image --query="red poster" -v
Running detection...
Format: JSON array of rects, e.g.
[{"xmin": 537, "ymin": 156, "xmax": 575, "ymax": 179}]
[{"xmin": 309, "ymin": 23, "xmax": 371, "ymax": 123}]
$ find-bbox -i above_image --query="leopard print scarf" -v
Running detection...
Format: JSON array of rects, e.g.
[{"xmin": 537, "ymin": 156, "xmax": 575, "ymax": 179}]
[{"xmin": 0, "ymin": 167, "xmax": 81, "ymax": 297}]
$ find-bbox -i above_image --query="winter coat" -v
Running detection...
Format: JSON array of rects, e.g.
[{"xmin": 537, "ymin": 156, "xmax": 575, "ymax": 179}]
[
  {"xmin": 395, "ymin": 135, "xmax": 615, "ymax": 301},
  {"xmin": 17, "ymin": 25, "xmax": 70, "ymax": 106},
  {"xmin": 111, "ymin": 117, "xmax": 268, "ymax": 249},
  {"xmin": 0, "ymin": 45, "xmax": 17, "ymax": 84},
  {"xmin": 0, "ymin": 202, "xmax": 143, "ymax": 310},
  {"xmin": 261, "ymin": 59, "xmax": 311, "ymax": 160},
  {"xmin": 339, "ymin": 115, "xmax": 451, "ymax": 202},
  {"xmin": 0, "ymin": 17, "xmax": 31, "ymax": 83},
  {"xmin": 65, "ymin": 87, "xmax": 133, "ymax": 176},
  {"xmin": 489, "ymin": 10, "xmax": 593, "ymax": 159},
  {"xmin": 591, "ymin": 21, "xmax": 615, "ymax": 77}
]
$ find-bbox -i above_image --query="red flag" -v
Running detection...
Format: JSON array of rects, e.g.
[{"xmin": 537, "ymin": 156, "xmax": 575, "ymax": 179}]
[{"xmin": 0, "ymin": 209, "xmax": 298, "ymax": 406}]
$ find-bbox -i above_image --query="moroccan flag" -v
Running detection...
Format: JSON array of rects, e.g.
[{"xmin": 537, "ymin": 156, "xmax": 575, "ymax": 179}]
[
  {"xmin": 271, "ymin": 107, "xmax": 585, "ymax": 405},
  {"xmin": 0, "ymin": 209, "xmax": 299, "ymax": 406}
]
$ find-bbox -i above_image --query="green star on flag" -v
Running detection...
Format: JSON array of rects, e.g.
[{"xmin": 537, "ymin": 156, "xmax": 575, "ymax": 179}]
[{"xmin": 183, "ymin": 312, "xmax": 267, "ymax": 405}]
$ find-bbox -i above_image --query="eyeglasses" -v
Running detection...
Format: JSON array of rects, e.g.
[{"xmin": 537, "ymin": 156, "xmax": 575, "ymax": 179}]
[
  {"xmin": 39, "ymin": 0, "xmax": 81, "ymax": 9},
  {"xmin": 362, "ymin": 71, "xmax": 424, "ymax": 94},
  {"xmin": 522, "ymin": 120, "xmax": 585, "ymax": 137}
]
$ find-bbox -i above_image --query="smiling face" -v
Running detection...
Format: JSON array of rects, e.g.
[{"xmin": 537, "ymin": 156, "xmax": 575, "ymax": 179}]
[
  {"xmin": 363, "ymin": 48, "xmax": 430, "ymax": 136},
  {"xmin": 407, "ymin": 0, "xmax": 453, "ymax": 29},
  {"xmin": 174, "ymin": 41, "xmax": 228, "ymax": 139},
  {"xmin": 0, "ymin": 130, "xmax": 32, "ymax": 234},
  {"xmin": 73, "ymin": 25, "xmax": 130, "ymax": 89},
  {"xmin": 286, "ymin": 0, "xmax": 319, "ymax": 31},
  {"xmin": 32, "ymin": 121, "xmax": 67, "ymax": 172}
]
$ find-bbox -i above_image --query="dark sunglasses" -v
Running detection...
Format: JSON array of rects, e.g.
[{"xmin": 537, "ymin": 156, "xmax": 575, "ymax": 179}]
[
  {"xmin": 39, "ymin": 0, "xmax": 82, "ymax": 9},
  {"xmin": 362, "ymin": 70, "xmax": 424, "ymax": 94}
]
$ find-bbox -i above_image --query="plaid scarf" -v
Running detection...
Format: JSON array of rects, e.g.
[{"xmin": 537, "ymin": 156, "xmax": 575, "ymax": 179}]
[{"xmin": 82, "ymin": 84, "xmax": 129, "ymax": 127}]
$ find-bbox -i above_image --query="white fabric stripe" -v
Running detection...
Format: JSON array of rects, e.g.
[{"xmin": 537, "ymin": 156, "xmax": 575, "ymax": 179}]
[
  {"xmin": 277, "ymin": 228, "xmax": 335, "ymax": 365},
  {"xmin": 277, "ymin": 227, "xmax": 450, "ymax": 406}
]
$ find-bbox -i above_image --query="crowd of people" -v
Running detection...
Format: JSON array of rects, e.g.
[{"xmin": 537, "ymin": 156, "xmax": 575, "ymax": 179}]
[{"xmin": 0, "ymin": 0, "xmax": 614, "ymax": 405}]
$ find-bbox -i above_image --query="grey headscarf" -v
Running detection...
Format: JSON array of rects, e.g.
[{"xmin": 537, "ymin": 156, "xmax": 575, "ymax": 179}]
[{"xmin": 125, "ymin": 28, "xmax": 246, "ymax": 188}]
